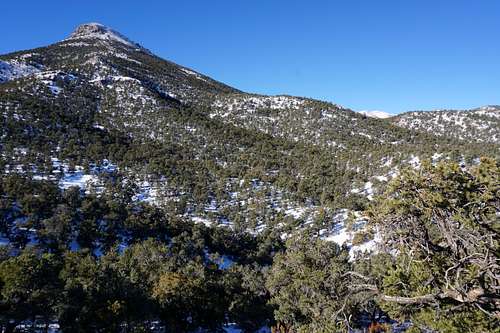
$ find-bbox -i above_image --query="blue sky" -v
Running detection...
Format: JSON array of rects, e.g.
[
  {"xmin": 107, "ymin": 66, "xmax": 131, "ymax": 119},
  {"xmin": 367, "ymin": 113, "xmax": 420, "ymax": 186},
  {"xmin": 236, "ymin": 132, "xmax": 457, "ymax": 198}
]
[{"xmin": 1, "ymin": 0, "xmax": 499, "ymax": 114}]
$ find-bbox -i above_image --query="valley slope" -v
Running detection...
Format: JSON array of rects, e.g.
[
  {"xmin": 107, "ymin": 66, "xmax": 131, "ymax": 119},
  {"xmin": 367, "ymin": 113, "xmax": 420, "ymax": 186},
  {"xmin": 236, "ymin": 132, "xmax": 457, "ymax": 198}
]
[{"xmin": 1, "ymin": 23, "xmax": 498, "ymax": 237}]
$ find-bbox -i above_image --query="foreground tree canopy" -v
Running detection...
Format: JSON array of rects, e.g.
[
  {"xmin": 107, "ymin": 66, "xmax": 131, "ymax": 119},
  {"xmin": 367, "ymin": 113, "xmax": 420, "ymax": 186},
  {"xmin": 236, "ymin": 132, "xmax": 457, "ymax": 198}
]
[
  {"xmin": 0, "ymin": 158, "xmax": 498, "ymax": 332},
  {"xmin": 364, "ymin": 157, "xmax": 500, "ymax": 332}
]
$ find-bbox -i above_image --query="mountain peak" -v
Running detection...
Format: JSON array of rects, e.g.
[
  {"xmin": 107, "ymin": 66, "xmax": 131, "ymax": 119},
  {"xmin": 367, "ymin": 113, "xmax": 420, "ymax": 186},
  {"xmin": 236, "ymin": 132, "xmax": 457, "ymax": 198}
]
[
  {"xmin": 70, "ymin": 23, "xmax": 112, "ymax": 37},
  {"xmin": 68, "ymin": 22, "xmax": 145, "ymax": 50},
  {"xmin": 358, "ymin": 110, "xmax": 393, "ymax": 119},
  {"xmin": 476, "ymin": 105, "xmax": 500, "ymax": 112}
]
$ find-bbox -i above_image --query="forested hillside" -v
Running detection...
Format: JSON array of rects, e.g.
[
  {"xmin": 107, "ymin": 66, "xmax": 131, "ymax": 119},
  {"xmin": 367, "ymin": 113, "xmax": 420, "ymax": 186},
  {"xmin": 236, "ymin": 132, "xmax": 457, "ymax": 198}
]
[
  {"xmin": 0, "ymin": 23, "xmax": 499, "ymax": 332},
  {"xmin": 393, "ymin": 105, "xmax": 500, "ymax": 144}
]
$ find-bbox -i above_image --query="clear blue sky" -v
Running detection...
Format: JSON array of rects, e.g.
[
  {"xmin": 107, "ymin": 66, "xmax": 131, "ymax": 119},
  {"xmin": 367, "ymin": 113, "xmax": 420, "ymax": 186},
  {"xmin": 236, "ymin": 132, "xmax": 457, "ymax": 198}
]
[{"xmin": 1, "ymin": 0, "xmax": 499, "ymax": 114}]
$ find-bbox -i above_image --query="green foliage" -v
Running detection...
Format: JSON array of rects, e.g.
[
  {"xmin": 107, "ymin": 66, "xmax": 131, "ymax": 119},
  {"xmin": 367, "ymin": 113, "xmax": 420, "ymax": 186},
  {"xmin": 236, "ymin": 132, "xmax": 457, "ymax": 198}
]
[
  {"xmin": 266, "ymin": 236, "xmax": 353, "ymax": 332},
  {"xmin": 0, "ymin": 249, "xmax": 61, "ymax": 328},
  {"xmin": 1, "ymin": 28, "xmax": 500, "ymax": 332},
  {"xmin": 367, "ymin": 158, "xmax": 500, "ymax": 331}
]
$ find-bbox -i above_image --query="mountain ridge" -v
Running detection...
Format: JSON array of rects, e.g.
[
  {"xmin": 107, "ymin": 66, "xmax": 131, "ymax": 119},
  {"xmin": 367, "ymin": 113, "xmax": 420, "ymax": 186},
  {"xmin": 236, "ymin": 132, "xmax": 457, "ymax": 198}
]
[
  {"xmin": 0, "ymin": 21, "xmax": 499, "ymax": 333},
  {"xmin": 394, "ymin": 105, "xmax": 500, "ymax": 143},
  {"xmin": 1, "ymin": 23, "xmax": 498, "ymax": 228},
  {"xmin": 2, "ymin": 22, "xmax": 498, "ymax": 125}
]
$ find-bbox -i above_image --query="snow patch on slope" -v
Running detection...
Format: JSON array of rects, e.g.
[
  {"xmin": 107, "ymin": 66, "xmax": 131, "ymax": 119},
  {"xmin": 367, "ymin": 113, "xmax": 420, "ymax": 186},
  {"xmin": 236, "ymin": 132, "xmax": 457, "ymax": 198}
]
[
  {"xmin": 358, "ymin": 110, "xmax": 392, "ymax": 119},
  {"xmin": 395, "ymin": 107, "xmax": 500, "ymax": 143},
  {"xmin": 321, "ymin": 210, "xmax": 380, "ymax": 258},
  {"xmin": 180, "ymin": 67, "xmax": 208, "ymax": 82},
  {"xmin": 212, "ymin": 95, "xmax": 306, "ymax": 115},
  {"xmin": 0, "ymin": 60, "xmax": 41, "ymax": 83}
]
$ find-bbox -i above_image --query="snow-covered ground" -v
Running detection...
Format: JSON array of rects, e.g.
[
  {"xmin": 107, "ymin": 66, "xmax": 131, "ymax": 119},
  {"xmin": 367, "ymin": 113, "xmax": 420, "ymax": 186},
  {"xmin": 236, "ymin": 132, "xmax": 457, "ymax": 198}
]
[
  {"xmin": 321, "ymin": 210, "xmax": 379, "ymax": 258},
  {"xmin": 358, "ymin": 110, "xmax": 393, "ymax": 119},
  {"xmin": 395, "ymin": 106, "xmax": 500, "ymax": 143},
  {"xmin": 0, "ymin": 59, "xmax": 41, "ymax": 83},
  {"xmin": 132, "ymin": 180, "xmax": 159, "ymax": 203},
  {"xmin": 351, "ymin": 181, "xmax": 375, "ymax": 200},
  {"xmin": 3, "ymin": 153, "xmax": 381, "ymax": 259},
  {"xmin": 212, "ymin": 95, "xmax": 306, "ymax": 115},
  {"xmin": 52, "ymin": 158, "xmax": 116, "ymax": 193}
]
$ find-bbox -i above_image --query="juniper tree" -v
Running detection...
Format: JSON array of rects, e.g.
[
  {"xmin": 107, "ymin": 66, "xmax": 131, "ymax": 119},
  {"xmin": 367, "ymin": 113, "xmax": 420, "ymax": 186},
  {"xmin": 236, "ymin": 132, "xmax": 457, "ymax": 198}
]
[
  {"xmin": 266, "ymin": 236, "xmax": 354, "ymax": 332},
  {"xmin": 358, "ymin": 158, "xmax": 500, "ymax": 332}
]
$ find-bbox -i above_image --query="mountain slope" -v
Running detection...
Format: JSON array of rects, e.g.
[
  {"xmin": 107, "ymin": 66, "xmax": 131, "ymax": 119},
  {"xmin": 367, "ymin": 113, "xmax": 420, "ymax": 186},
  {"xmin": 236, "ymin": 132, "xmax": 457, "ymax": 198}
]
[
  {"xmin": 393, "ymin": 105, "xmax": 500, "ymax": 144},
  {"xmin": 1, "ymin": 23, "xmax": 238, "ymax": 101},
  {"xmin": 1, "ymin": 23, "xmax": 485, "ymax": 152},
  {"xmin": 1, "ymin": 23, "xmax": 499, "ymax": 235}
]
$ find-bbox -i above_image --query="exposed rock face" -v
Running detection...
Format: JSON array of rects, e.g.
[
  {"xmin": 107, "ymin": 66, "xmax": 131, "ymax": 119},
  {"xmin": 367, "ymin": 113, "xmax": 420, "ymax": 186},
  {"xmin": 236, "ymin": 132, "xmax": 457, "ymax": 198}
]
[
  {"xmin": 68, "ymin": 22, "xmax": 146, "ymax": 51},
  {"xmin": 70, "ymin": 22, "xmax": 111, "ymax": 38}
]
